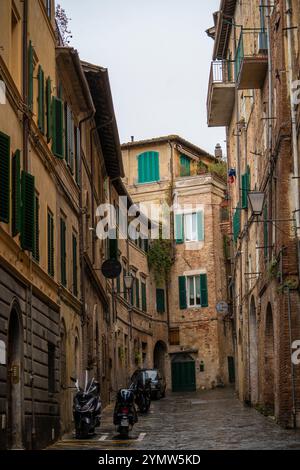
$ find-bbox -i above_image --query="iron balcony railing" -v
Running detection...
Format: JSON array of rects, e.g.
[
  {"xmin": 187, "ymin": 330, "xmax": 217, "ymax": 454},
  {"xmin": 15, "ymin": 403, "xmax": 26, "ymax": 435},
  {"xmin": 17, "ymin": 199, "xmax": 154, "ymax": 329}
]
[
  {"xmin": 234, "ymin": 28, "xmax": 268, "ymax": 81},
  {"xmin": 208, "ymin": 60, "xmax": 235, "ymax": 86}
]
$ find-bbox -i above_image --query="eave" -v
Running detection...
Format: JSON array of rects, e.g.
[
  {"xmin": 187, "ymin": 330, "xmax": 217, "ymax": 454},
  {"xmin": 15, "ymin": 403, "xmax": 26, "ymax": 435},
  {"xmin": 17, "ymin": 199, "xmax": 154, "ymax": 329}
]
[{"xmin": 213, "ymin": 0, "xmax": 237, "ymax": 60}]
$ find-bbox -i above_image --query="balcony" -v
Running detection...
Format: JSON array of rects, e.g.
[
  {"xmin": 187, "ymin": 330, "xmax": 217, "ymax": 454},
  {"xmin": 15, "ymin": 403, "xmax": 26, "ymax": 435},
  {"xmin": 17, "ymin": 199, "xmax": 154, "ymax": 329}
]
[
  {"xmin": 235, "ymin": 29, "xmax": 268, "ymax": 90},
  {"xmin": 207, "ymin": 60, "xmax": 235, "ymax": 127}
]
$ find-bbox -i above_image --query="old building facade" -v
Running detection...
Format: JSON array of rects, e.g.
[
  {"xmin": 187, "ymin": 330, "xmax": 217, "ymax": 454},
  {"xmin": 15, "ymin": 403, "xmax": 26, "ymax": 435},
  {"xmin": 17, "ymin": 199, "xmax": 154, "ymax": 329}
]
[
  {"xmin": 207, "ymin": 0, "xmax": 300, "ymax": 427},
  {"xmin": 122, "ymin": 137, "xmax": 234, "ymax": 392}
]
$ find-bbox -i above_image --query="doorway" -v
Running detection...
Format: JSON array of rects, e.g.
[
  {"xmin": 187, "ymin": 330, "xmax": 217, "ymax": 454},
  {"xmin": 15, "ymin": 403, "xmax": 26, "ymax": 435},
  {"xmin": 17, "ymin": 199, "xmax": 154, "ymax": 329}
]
[{"xmin": 171, "ymin": 354, "xmax": 196, "ymax": 392}]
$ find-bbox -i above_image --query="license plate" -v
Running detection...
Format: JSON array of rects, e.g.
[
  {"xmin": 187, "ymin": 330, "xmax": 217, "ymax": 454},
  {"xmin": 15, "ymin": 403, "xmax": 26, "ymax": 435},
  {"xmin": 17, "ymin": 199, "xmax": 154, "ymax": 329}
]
[{"xmin": 121, "ymin": 419, "xmax": 128, "ymax": 426}]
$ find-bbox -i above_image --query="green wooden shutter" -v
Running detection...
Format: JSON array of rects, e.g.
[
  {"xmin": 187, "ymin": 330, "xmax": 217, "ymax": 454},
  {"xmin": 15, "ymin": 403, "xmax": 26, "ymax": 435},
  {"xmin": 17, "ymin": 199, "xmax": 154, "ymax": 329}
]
[
  {"xmin": 52, "ymin": 96, "xmax": 64, "ymax": 159},
  {"xmin": 69, "ymin": 116, "xmax": 75, "ymax": 173},
  {"xmin": 175, "ymin": 213, "xmax": 184, "ymax": 244},
  {"xmin": 28, "ymin": 41, "xmax": 33, "ymax": 110},
  {"xmin": 72, "ymin": 233, "xmax": 78, "ymax": 296},
  {"xmin": 20, "ymin": 171, "xmax": 35, "ymax": 252},
  {"xmin": 200, "ymin": 274, "xmax": 208, "ymax": 307},
  {"xmin": 65, "ymin": 104, "xmax": 74, "ymax": 169},
  {"xmin": 264, "ymin": 203, "xmax": 268, "ymax": 259},
  {"xmin": 180, "ymin": 155, "xmax": 190, "ymax": 176},
  {"xmin": 12, "ymin": 149, "xmax": 21, "ymax": 235},
  {"xmin": 131, "ymin": 278, "xmax": 135, "ymax": 305},
  {"xmin": 47, "ymin": 211, "xmax": 54, "ymax": 276},
  {"xmin": 136, "ymin": 278, "xmax": 140, "ymax": 308},
  {"xmin": 141, "ymin": 281, "xmax": 147, "ymax": 312},
  {"xmin": 37, "ymin": 65, "xmax": 45, "ymax": 134},
  {"xmin": 138, "ymin": 153, "xmax": 144, "ymax": 183},
  {"xmin": 75, "ymin": 127, "xmax": 80, "ymax": 184},
  {"xmin": 0, "ymin": 131, "xmax": 10, "ymax": 224},
  {"xmin": 178, "ymin": 276, "xmax": 187, "ymax": 309},
  {"xmin": 60, "ymin": 218, "xmax": 66, "ymax": 286},
  {"xmin": 156, "ymin": 288, "xmax": 165, "ymax": 313},
  {"xmin": 33, "ymin": 194, "xmax": 40, "ymax": 262},
  {"xmin": 233, "ymin": 204, "xmax": 241, "ymax": 244},
  {"xmin": 116, "ymin": 273, "xmax": 121, "ymax": 294},
  {"xmin": 46, "ymin": 77, "xmax": 52, "ymax": 142},
  {"xmin": 197, "ymin": 211, "xmax": 204, "ymax": 241},
  {"xmin": 109, "ymin": 236, "xmax": 118, "ymax": 260}
]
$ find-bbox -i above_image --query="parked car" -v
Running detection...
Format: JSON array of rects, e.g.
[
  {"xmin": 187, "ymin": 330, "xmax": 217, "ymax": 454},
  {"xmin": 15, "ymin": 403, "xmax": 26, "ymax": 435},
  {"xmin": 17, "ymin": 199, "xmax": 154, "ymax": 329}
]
[{"xmin": 132, "ymin": 368, "xmax": 166, "ymax": 400}]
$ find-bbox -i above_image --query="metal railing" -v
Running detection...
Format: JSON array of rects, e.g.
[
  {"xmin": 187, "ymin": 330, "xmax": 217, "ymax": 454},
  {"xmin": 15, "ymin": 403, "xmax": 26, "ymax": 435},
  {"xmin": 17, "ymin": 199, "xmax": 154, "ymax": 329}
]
[
  {"xmin": 235, "ymin": 28, "xmax": 268, "ymax": 81},
  {"xmin": 209, "ymin": 60, "xmax": 235, "ymax": 86}
]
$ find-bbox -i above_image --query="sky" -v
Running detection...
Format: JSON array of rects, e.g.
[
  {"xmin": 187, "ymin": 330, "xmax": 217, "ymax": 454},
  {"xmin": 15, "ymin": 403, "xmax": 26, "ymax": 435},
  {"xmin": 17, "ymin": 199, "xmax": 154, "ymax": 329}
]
[{"xmin": 59, "ymin": 0, "xmax": 225, "ymax": 155}]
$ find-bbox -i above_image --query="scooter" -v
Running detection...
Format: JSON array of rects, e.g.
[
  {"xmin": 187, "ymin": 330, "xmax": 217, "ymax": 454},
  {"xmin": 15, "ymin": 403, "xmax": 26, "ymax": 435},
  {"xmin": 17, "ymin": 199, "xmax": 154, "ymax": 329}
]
[
  {"xmin": 113, "ymin": 388, "xmax": 138, "ymax": 438},
  {"xmin": 132, "ymin": 378, "xmax": 151, "ymax": 413},
  {"xmin": 72, "ymin": 372, "xmax": 102, "ymax": 439}
]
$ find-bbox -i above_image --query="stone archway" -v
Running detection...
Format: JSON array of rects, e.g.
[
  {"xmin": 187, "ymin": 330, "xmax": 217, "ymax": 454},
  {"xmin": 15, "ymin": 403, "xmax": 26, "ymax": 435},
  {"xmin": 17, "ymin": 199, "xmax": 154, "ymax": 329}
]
[
  {"xmin": 249, "ymin": 296, "xmax": 258, "ymax": 404},
  {"xmin": 153, "ymin": 341, "xmax": 167, "ymax": 376},
  {"xmin": 264, "ymin": 303, "xmax": 275, "ymax": 412},
  {"xmin": 7, "ymin": 302, "xmax": 24, "ymax": 449}
]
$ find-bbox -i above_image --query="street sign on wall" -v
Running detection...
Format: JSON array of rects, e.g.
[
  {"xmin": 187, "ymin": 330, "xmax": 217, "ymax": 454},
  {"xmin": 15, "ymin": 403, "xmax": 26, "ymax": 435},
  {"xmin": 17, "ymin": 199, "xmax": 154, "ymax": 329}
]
[{"xmin": 216, "ymin": 301, "xmax": 229, "ymax": 315}]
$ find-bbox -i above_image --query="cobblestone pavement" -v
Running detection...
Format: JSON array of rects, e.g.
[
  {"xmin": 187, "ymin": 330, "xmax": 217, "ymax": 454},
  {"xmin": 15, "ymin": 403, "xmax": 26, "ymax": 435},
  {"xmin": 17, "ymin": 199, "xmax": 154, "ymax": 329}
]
[{"xmin": 49, "ymin": 387, "xmax": 300, "ymax": 450}]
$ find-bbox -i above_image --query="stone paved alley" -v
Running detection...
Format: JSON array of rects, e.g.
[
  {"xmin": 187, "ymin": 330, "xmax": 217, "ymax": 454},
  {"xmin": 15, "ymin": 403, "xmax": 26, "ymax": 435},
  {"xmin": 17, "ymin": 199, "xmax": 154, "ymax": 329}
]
[{"xmin": 49, "ymin": 388, "xmax": 300, "ymax": 450}]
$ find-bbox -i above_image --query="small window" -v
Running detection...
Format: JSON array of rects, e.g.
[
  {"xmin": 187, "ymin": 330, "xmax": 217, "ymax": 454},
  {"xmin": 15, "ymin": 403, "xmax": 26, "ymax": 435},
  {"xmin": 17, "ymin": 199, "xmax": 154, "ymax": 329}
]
[
  {"xmin": 184, "ymin": 213, "xmax": 198, "ymax": 242},
  {"xmin": 137, "ymin": 151, "xmax": 160, "ymax": 183},
  {"xmin": 48, "ymin": 342, "xmax": 55, "ymax": 393},
  {"xmin": 175, "ymin": 212, "xmax": 204, "ymax": 243},
  {"xmin": 169, "ymin": 328, "xmax": 180, "ymax": 346},
  {"xmin": 187, "ymin": 275, "xmax": 201, "ymax": 307},
  {"xmin": 180, "ymin": 155, "xmax": 190, "ymax": 177},
  {"xmin": 47, "ymin": 210, "xmax": 54, "ymax": 277}
]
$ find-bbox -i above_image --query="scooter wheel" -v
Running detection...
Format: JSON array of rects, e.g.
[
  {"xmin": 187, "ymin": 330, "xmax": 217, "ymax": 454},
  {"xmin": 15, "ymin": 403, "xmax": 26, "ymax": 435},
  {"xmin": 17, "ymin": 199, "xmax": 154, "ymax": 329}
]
[{"xmin": 119, "ymin": 426, "xmax": 129, "ymax": 438}]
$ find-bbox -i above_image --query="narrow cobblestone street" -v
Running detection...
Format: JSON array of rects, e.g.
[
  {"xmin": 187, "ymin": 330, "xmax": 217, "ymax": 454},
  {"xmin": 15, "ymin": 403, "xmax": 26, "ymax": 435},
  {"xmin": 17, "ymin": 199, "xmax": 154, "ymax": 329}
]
[{"xmin": 50, "ymin": 388, "xmax": 300, "ymax": 450}]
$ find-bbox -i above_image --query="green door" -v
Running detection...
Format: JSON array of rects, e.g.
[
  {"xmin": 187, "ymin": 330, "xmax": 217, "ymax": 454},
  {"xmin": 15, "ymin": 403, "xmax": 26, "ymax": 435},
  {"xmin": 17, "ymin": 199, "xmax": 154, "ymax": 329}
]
[
  {"xmin": 171, "ymin": 357, "xmax": 196, "ymax": 392},
  {"xmin": 227, "ymin": 356, "xmax": 235, "ymax": 383}
]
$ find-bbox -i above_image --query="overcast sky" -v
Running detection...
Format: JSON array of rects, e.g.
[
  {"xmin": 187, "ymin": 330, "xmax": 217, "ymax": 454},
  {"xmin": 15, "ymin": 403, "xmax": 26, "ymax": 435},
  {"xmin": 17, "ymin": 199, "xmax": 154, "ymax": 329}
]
[{"xmin": 60, "ymin": 0, "xmax": 225, "ymax": 155}]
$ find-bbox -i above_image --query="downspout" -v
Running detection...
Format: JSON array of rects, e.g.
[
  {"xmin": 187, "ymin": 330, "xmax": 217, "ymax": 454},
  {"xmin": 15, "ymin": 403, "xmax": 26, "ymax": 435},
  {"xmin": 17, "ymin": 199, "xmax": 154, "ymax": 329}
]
[
  {"xmin": 22, "ymin": 0, "xmax": 29, "ymax": 172},
  {"xmin": 267, "ymin": 0, "xmax": 273, "ymax": 256},
  {"xmin": 286, "ymin": 0, "xmax": 300, "ymax": 266},
  {"xmin": 287, "ymin": 287, "xmax": 297, "ymax": 428},
  {"xmin": 166, "ymin": 141, "xmax": 174, "ymax": 337}
]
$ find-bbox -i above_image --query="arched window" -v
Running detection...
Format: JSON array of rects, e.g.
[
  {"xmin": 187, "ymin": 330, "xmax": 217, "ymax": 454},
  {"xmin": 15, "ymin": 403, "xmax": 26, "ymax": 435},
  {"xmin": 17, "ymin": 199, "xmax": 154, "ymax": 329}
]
[{"xmin": 137, "ymin": 151, "xmax": 160, "ymax": 183}]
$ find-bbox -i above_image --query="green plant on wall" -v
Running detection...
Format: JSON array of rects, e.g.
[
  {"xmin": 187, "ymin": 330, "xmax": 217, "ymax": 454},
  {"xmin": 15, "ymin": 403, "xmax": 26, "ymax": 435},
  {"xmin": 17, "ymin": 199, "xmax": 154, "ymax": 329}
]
[
  {"xmin": 267, "ymin": 257, "xmax": 278, "ymax": 280},
  {"xmin": 118, "ymin": 346, "xmax": 125, "ymax": 362},
  {"xmin": 196, "ymin": 160, "xmax": 208, "ymax": 175},
  {"xmin": 147, "ymin": 238, "xmax": 174, "ymax": 285},
  {"xmin": 134, "ymin": 350, "xmax": 142, "ymax": 365},
  {"xmin": 208, "ymin": 161, "xmax": 227, "ymax": 180}
]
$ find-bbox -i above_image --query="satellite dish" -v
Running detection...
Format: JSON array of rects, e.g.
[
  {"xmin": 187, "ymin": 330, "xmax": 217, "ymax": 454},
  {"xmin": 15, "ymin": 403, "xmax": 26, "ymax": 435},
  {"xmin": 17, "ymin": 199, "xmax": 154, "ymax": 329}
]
[{"xmin": 101, "ymin": 259, "xmax": 122, "ymax": 279}]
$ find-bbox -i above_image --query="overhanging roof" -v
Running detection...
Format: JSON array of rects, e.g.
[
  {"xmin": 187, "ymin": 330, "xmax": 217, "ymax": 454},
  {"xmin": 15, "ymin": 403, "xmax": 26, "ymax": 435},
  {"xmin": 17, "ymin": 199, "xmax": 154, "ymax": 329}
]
[
  {"xmin": 212, "ymin": 0, "xmax": 237, "ymax": 60},
  {"xmin": 82, "ymin": 61, "xmax": 124, "ymax": 178},
  {"xmin": 56, "ymin": 47, "xmax": 95, "ymax": 119}
]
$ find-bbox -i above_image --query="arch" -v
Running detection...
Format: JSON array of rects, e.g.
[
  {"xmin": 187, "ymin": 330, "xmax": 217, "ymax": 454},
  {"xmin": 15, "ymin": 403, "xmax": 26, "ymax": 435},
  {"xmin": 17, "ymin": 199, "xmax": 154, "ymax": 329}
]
[
  {"xmin": 7, "ymin": 300, "xmax": 24, "ymax": 449},
  {"xmin": 264, "ymin": 303, "xmax": 275, "ymax": 412},
  {"xmin": 249, "ymin": 296, "xmax": 258, "ymax": 404},
  {"xmin": 153, "ymin": 340, "xmax": 167, "ymax": 376}
]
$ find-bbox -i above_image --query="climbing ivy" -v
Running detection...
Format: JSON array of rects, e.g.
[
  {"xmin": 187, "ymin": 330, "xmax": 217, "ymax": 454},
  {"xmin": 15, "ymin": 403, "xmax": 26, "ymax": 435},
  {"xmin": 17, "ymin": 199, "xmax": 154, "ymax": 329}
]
[{"xmin": 147, "ymin": 238, "xmax": 174, "ymax": 285}]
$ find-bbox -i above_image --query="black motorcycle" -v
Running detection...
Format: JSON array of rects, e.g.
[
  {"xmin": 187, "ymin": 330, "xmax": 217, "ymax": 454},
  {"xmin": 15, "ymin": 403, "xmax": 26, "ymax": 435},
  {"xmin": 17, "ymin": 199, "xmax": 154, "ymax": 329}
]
[
  {"xmin": 72, "ymin": 374, "xmax": 102, "ymax": 439},
  {"xmin": 131, "ymin": 370, "xmax": 151, "ymax": 413},
  {"xmin": 113, "ymin": 388, "xmax": 138, "ymax": 438}
]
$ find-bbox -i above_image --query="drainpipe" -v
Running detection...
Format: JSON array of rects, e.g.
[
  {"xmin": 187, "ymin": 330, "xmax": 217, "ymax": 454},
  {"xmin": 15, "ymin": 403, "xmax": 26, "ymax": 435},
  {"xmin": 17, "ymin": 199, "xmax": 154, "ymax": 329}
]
[
  {"xmin": 267, "ymin": 0, "xmax": 273, "ymax": 255},
  {"xmin": 286, "ymin": 0, "xmax": 300, "ymax": 271},
  {"xmin": 286, "ymin": 287, "xmax": 297, "ymax": 428},
  {"xmin": 22, "ymin": 0, "xmax": 29, "ymax": 172},
  {"xmin": 166, "ymin": 141, "xmax": 174, "ymax": 337}
]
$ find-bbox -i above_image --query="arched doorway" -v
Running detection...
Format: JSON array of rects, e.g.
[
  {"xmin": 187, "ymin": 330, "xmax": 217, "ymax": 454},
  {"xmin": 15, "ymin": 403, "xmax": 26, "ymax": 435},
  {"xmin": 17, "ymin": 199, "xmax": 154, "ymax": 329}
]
[
  {"xmin": 171, "ymin": 353, "xmax": 196, "ymax": 392},
  {"xmin": 7, "ymin": 303, "xmax": 24, "ymax": 449},
  {"xmin": 153, "ymin": 341, "xmax": 167, "ymax": 376},
  {"xmin": 264, "ymin": 303, "xmax": 275, "ymax": 412},
  {"xmin": 249, "ymin": 296, "xmax": 258, "ymax": 404}
]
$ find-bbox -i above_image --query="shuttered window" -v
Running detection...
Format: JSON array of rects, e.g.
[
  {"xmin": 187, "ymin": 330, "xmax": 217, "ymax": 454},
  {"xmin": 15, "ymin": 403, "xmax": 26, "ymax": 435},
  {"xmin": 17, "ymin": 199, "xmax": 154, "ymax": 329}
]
[
  {"xmin": 75, "ymin": 127, "xmax": 81, "ymax": 184},
  {"xmin": 12, "ymin": 149, "xmax": 21, "ymax": 235},
  {"xmin": 46, "ymin": 76, "xmax": 52, "ymax": 142},
  {"xmin": 37, "ymin": 65, "xmax": 45, "ymax": 134},
  {"xmin": 169, "ymin": 328, "xmax": 180, "ymax": 346},
  {"xmin": 137, "ymin": 151, "xmax": 160, "ymax": 183},
  {"xmin": 263, "ymin": 203, "xmax": 268, "ymax": 260},
  {"xmin": 65, "ymin": 104, "xmax": 75, "ymax": 172},
  {"xmin": 156, "ymin": 288, "xmax": 165, "ymax": 313},
  {"xmin": 60, "ymin": 218, "xmax": 67, "ymax": 286},
  {"xmin": 175, "ymin": 212, "xmax": 204, "ymax": 243},
  {"xmin": 109, "ymin": 236, "xmax": 118, "ymax": 260},
  {"xmin": 241, "ymin": 166, "xmax": 250, "ymax": 209},
  {"xmin": 136, "ymin": 278, "xmax": 140, "ymax": 308},
  {"xmin": 28, "ymin": 41, "xmax": 34, "ymax": 110},
  {"xmin": 47, "ymin": 210, "xmax": 54, "ymax": 277},
  {"xmin": 33, "ymin": 194, "xmax": 40, "ymax": 262},
  {"xmin": 179, "ymin": 274, "xmax": 208, "ymax": 309},
  {"xmin": 178, "ymin": 276, "xmax": 187, "ymax": 309},
  {"xmin": 141, "ymin": 281, "xmax": 147, "ymax": 312},
  {"xmin": 72, "ymin": 233, "xmax": 78, "ymax": 297},
  {"xmin": 180, "ymin": 155, "xmax": 191, "ymax": 177},
  {"xmin": 131, "ymin": 278, "xmax": 135, "ymax": 306},
  {"xmin": 20, "ymin": 171, "xmax": 35, "ymax": 252},
  {"xmin": 233, "ymin": 204, "xmax": 241, "ymax": 244},
  {"xmin": 0, "ymin": 131, "xmax": 10, "ymax": 223},
  {"xmin": 51, "ymin": 96, "xmax": 64, "ymax": 159}
]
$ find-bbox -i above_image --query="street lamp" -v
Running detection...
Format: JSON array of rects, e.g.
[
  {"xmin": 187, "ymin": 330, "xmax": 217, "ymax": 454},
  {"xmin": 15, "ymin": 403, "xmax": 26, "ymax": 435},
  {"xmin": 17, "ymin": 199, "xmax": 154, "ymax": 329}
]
[
  {"xmin": 247, "ymin": 191, "xmax": 265, "ymax": 217},
  {"xmin": 124, "ymin": 273, "xmax": 134, "ymax": 291}
]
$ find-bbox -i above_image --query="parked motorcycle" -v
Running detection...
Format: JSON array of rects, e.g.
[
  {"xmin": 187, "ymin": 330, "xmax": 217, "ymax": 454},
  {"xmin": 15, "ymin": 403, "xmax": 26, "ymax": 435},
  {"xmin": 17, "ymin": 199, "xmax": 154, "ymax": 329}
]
[
  {"xmin": 72, "ymin": 372, "xmax": 102, "ymax": 439},
  {"xmin": 113, "ymin": 388, "xmax": 138, "ymax": 438},
  {"xmin": 131, "ymin": 370, "xmax": 152, "ymax": 413}
]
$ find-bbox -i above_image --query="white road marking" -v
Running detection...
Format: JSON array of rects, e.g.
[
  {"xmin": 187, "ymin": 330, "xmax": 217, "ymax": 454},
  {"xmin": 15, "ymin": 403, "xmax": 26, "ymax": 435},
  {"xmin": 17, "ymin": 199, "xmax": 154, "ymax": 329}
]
[
  {"xmin": 137, "ymin": 432, "xmax": 146, "ymax": 441},
  {"xmin": 99, "ymin": 434, "xmax": 109, "ymax": 441}
]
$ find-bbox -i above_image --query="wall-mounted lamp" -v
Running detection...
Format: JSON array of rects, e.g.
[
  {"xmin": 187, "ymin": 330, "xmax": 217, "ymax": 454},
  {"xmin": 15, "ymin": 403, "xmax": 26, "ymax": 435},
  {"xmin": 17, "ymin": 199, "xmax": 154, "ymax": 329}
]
[
  {"xmin": 247, "ymin": 191, "xmax": 265, "ymax": 217},
  {"xmin": 124, "ymin": 273, "xmax": 134, "ymax": 291}
]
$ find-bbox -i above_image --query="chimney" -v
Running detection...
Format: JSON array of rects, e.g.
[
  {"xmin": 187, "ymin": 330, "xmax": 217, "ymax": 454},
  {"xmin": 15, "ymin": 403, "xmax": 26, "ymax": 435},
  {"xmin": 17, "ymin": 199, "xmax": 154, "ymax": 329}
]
[
  {"xmin": 214, "ymin": 143, "xmax": 222, "ymax": 159},
  {"xmin": 131, "ymin": 136, "xmax": 134, "ymax": 142}
]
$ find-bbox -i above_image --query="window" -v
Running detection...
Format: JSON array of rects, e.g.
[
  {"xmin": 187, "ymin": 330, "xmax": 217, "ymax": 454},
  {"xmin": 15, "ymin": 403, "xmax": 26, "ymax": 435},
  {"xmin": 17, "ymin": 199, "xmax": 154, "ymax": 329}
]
[
  {"xmin": 12, "ymin": 149, "xmax": 21, "ymax": 236},
  {"xmin": 169, "ymin": 328, "xmax": 180, "ymax": 346},
  {"xmin": 51, "ymin": 96, "xmax": 64, "ymax": 159},
  {"xmin": 21, "ymin": 171, "xmax": 35, "ymax": 252},
  {"xmin": 47, "ymin": 210, "xmax": 54, "ymax": 277},
  {"xmin": 175, "ymin": 212, "xmax": 204, "ymax": 244},
  {"xmin": 178, "ymin": 274, "xmax": 208, "ymax": 309},
  {"xmin": 72, "ymin": 233, "xmax": 78, "ymax": 296},
  {"xmin": 48, "ymin": 342, "xmax": 55, "ymax": 393},
  {"xmin": 45, "ymin": 0, "xmax": 52, "ymax": 19},
  {"xmin": 141, "ymin": 280, "xmax": 147, "ymax": 312},
  {"xmin": 11, "ymin": 8, "xmax": 21, "ymax": 88},
  {"xmin": 60, "ymin": 217, "xmax": 67, "ymax": 286},
  {"xmin": 136, "ymin": 278, "xmax": 140, "ymax": 308},
  {"xmin": 180, "ymin": 155, "xmax": 190, "ymax": 177},
  {"xmin": 137, "ymin": 151, "xmax": 160, "ymax": 183},
  {"xmin": 241, "ymin": 166, "xmax": 250, "ymax": 209},
  {"xmin": 65, "ymin": 103, "xmax": 75, "ymax": 172},
  {"xmin": 33, "ymin": 193, "xmax": 40, "ymax": 262},
  {"xmin": 37, "ymin": 65, "xmax": 45, "ymax": 134},
  {"xmin": 156, "ymin": 288, "xmax": 165, "ymax": 313},
  {"xmin": 0, "ymin": 131, "xmax": 10, "ymax": 224},
  {"xmin": 28, "ymin": 41, "xmax": 34, "ymax": 110}
]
